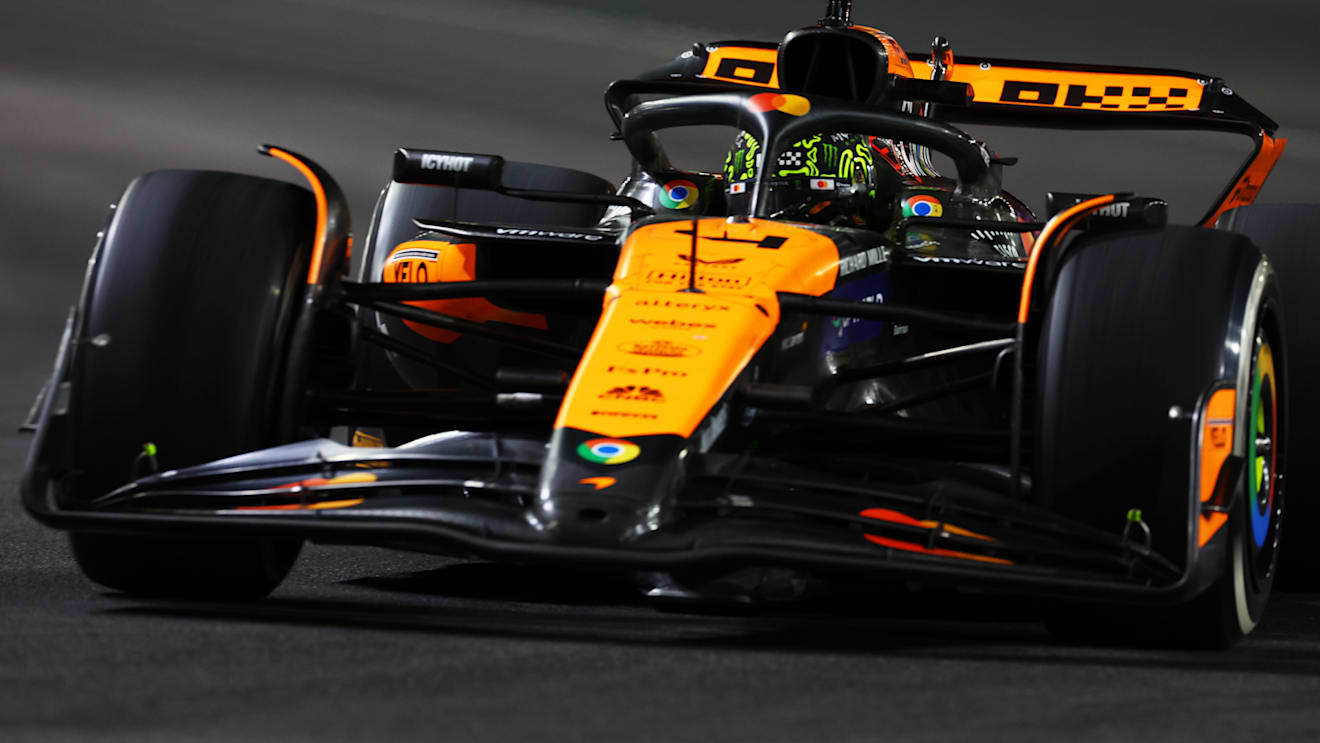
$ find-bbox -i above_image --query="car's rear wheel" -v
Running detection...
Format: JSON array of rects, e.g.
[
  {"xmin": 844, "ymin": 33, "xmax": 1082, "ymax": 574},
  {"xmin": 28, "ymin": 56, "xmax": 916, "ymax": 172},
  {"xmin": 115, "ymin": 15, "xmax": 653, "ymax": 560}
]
[
  {"xmin": 1034, "ymin": 225, "xmax": 1284, "ymax": 648},
  {"xmin": 65, "ymin": 169, "xmax": 314, "ymax": 599}
]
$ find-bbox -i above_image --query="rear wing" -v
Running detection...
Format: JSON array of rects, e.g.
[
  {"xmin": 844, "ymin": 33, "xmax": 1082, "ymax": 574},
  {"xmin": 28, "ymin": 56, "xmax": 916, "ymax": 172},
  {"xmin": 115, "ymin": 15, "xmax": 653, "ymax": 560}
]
[{"xmin": 637, "ymin": 41, "xmax": 1284, "ymax": 226}]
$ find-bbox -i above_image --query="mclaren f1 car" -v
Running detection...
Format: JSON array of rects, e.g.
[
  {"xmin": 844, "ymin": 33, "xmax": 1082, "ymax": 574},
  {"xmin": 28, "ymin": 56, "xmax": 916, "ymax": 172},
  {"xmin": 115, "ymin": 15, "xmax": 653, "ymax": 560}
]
[{"xmin": 21, "ymin": 0, "xmax": 1319, "ymax": 648}]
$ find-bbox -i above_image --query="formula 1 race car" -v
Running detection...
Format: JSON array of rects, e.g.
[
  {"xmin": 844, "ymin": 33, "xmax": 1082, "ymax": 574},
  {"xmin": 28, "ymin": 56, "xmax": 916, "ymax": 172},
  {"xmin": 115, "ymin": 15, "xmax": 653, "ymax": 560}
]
[{"xmin": 22, "ymin": 0, "xmax": 1319, "ymax": 648}]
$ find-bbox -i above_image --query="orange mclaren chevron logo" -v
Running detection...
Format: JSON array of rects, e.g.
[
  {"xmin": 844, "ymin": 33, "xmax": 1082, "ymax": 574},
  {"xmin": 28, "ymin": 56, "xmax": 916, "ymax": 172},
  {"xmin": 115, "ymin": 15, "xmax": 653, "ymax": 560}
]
[{"xmin": 554, "ymin": 219, "xmax": 839, "ymax": 439}]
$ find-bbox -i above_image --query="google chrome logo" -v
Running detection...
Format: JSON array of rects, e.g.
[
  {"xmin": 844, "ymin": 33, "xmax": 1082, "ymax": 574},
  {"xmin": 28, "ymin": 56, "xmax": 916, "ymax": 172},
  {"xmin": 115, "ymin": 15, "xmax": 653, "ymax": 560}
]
[
  {"xmin": 577, "ymin": 438, "xmax": 641, "ymax": 465},
  {"xmin": 902, "ymin": 194, "xmax": 944, "ymax": 218},
  {"xmin": 660, "ymin": 180, "xmax": 699, "ymax": 210}
]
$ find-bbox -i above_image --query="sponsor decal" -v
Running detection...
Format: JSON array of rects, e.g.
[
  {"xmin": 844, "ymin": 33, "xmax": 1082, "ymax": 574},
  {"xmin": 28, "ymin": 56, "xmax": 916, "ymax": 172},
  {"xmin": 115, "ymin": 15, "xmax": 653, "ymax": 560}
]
[
  {"xmin": 606, "ymin": 364, "xmax": 688, "ymax": 378},
  {"xmin": 599, "ymin": 385, "xmax": 665, "ymax": 403},
  {"xmin": 838, "ymin": 247, "xmax": 885, "ymax": 276},
  {"xmin": 632, "ymin": 298, "xmax": 731, "ymax": 312},
  {"xmin": 384, "ymin": 246, "xmax": 442, "ymax": 284},
  {"xmin": 1093, "ymin": 202, "xmax": 1132, "ymax": 219},
  {"xmin": 831, "ymin": 293, "xmax": 884, "ymax": 332},
  {"xmin": 629, "ymin": 318, "xmax": 717, "ymax": 331},
  {"xmin": 749, "ymin": 92, "xmax": 812, "ymax": 116},
  {"xmin": 646, "ymin": 270, "xmax": 751, "ymax": 290},
  {"xmin": 420, "ymin": 153, "xmax": 474, "ymax": 172},
  {"xmin": 619, "ymin": 340, "xmax": 701, "ymax": 358},
  {"xmin": 577, "ymin": 438, "xmax": 642, "ymax": 465},
  {"xmin": 809, "ymin": 178, "xmax": 835, "ymax": 191},
  {"xmin": 909, "ymin": 255, "xmax": 1026, "ymax": 269},
  {"xmin": 385, "ymin": 248, "xmax": 440, "ymax": 264},
  {"xmin": 659, "ymin": 179, "xmax": 699, "ymax": 210},
  {"xmin": 999, "ymin": 80, "xmax": 1193, "ymax": 111},
  {"xmin": 728, "ymin": 182, "xmax": 748, "ymax": 195},
  {"xmin": 589, "ymin": 410, "xmax": 659, "ymax": 421},
  {"xmin": 780, "ymin": 332, "xmax": 805, "ymax": 351},
  {"xmin": 495, "ymin": 228, "xmax": 607, "ymax": 242},
  {"xmin": 823, "ymin": 276, "xmax": 891, "ymax": 353},
  {"xmin": 902, "ymin": 195, "xmax": 944, "ymax": 218},
  {"xmin": 578, "ymin": 477, "xmax": 616, "ymax": 491}
]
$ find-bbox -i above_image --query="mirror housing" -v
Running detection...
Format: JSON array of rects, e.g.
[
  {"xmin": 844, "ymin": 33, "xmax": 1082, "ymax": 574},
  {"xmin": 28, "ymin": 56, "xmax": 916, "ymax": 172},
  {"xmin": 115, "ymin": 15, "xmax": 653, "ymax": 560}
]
[{"xmin": 393, "ymin": 148, "xmax": 505, "ymax": 190}]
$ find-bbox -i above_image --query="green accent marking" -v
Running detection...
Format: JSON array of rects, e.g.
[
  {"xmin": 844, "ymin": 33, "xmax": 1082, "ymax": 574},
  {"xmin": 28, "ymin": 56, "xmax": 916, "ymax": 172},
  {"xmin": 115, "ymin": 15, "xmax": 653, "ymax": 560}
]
[
  {"xmin": 1126, "ymin": 508, "xmax": 1143, "ymax": 523},
  {"xmin": 838, "ymin": 149, "xmax": 855, "ymax": 180},
  {"xmin": 142, "ymin": 442, "xmax": 157, "ymax": 457}
]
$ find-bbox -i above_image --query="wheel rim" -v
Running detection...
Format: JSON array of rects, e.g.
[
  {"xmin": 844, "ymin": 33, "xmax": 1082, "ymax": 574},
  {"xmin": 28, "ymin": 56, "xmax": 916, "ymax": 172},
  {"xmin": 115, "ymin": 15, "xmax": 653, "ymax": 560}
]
[{"xmin": 1246, "ymin": 329, "xmax": 1281, "ymax": 586}]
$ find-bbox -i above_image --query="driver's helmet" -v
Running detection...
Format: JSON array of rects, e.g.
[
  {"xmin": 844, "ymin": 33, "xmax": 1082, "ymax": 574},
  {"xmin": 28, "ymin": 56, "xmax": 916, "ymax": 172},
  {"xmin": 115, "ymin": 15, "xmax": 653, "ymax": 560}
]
[{"xmin": 723, "ymin": 131, "xmax": 890, "ymax": 227}]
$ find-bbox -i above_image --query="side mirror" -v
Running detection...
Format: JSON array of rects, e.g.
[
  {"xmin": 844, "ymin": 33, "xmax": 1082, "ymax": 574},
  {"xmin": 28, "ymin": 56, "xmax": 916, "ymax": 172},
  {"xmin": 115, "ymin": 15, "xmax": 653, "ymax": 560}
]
[
  {"xmin": 1048, "ymin": 192, "xmax": 1168, "ymax": 230},
  {"xmin": 392, "ymin": 148, "xmax": 505, "ymax": 190}
]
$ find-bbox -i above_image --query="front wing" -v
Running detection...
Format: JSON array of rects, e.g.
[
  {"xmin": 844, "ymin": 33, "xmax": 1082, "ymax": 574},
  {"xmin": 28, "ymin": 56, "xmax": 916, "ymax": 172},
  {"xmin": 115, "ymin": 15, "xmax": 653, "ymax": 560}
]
[{"xmin": 26, "ymin": 424, "xmax": 1216, "ymax": 605}]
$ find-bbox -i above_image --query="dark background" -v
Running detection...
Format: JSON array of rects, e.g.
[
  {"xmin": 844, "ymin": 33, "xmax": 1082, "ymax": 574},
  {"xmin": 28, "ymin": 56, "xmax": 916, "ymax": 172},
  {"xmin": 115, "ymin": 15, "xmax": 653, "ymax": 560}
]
[{"xmin": 3, "ymin": 1, "xmax": 1319, "ymax": 740}]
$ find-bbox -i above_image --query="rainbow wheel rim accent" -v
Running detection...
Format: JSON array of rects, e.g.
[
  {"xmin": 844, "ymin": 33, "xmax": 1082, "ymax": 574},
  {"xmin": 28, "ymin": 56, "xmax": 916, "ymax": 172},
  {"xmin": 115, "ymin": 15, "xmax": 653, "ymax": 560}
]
[
  {"xmin": 577, "ymin": 438, "xmax": 641, "ymax": 466},
  {"xmin": 659, "ymin": 180, "xmax": 699, "ymax": 210},
  {"xmin": 1247, "ymin": 334, "xmax": 1278, "ymax": 553}
]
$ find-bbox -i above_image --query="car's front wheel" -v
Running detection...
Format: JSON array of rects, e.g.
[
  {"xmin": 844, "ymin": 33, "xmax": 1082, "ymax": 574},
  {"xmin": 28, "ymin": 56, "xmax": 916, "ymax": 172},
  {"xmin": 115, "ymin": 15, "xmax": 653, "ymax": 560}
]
[{"xmin": 65, "ymin": 169, "xmax": 315, "ymax": 599}]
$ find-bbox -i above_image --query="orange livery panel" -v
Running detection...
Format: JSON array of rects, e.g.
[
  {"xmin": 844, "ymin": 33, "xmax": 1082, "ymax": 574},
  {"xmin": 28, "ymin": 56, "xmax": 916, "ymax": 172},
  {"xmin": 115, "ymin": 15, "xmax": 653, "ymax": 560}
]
[
  {"xmin": 555, "ymin": 219, "xmax": 840, "ymax": 439},
  {"xmin": 382, "ymin": 240, "xmax": 548, "ymax": 343},
  {"xmin": 700, "ymin": 45, "xmax": 780, "ymax": 89}
]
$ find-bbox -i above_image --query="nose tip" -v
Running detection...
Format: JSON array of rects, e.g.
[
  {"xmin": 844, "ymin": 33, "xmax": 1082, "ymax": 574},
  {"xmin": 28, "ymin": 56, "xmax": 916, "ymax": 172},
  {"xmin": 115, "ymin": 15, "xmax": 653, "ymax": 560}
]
[{"xmin": 532, "ymin": 494, "xmax": 659, "ymax": 544}]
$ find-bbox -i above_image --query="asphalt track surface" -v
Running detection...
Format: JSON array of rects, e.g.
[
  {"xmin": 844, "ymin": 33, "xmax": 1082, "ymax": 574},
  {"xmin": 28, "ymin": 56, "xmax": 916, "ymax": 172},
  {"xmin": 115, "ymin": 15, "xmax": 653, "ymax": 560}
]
[{"xmin": 3, "ymin": 1, "xmax": 1320, "ymax": 740}]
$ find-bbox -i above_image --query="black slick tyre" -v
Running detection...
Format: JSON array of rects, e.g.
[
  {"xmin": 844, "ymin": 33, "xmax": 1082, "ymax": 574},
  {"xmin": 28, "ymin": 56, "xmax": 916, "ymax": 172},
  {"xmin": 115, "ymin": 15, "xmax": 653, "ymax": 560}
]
[
  {"xmin": 1035, "ymin": 226, "xmax": 1285, "ymax": 649},
  {"xmin": 66, "ymin": 170, "xmax": 314, "ymax": 599}
]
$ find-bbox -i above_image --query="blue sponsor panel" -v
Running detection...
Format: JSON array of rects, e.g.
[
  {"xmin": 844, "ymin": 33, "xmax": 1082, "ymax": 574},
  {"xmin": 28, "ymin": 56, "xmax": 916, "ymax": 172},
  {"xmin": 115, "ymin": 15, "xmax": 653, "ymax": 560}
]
[{"xmin": 820, "ymin": 272, "xmax": 891, "ymax": 354}]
